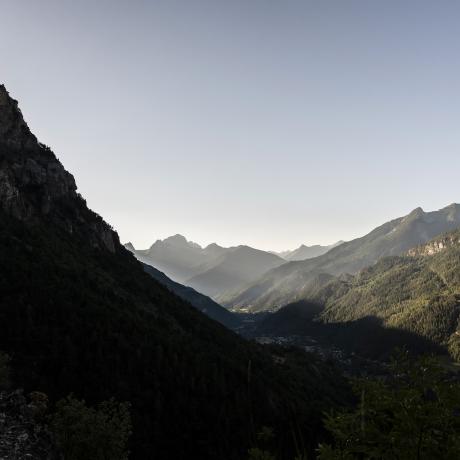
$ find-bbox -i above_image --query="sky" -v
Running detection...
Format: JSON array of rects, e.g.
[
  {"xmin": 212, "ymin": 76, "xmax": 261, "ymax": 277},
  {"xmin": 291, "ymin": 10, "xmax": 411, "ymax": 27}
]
[{"xmin": 1, "ymin": 0, "xmax": 460, "ymax": 251}]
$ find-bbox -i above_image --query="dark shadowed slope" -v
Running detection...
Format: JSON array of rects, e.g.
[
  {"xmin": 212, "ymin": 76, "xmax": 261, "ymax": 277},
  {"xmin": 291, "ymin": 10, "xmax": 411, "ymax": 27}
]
[
  {"xmin": 0, "ymin": 86, "xmax": 349, "ymax": 459},
  {"xmin": 224, "ymin": 205, "xmax": 460, "ymax": 312},
  {"xmin": 125, "ymin": 241, "xmax": 240, "ymax": 328},
  {"xmin": 141, "ymin": 262, "xmax": 241, "ymax": 328}
]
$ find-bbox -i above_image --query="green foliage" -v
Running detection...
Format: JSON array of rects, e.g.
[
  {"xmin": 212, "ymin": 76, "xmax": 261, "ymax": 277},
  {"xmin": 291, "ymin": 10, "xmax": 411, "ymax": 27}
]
[
  {"xmin": 308, "ymin": 235, "xmax": 460, "ymax": 359},
  {"xmin": 50, "ymin": 395, "xmax": 131, "ymax": 460},
  {"xmin": 0, "ymin": 351, "xmax": 10, "ymax": 388},
  {"xmin": 318, "ymin": 352, "xmax": 460, "ymax": 459}
]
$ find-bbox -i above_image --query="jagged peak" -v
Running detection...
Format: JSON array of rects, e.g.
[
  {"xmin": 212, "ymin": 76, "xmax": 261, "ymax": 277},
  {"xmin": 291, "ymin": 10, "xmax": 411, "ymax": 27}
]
[
  {"xmin": 165, "ymin": 234, "xmax": 188, "ymax": 243},
  {"xmin": 398, "ymin": 207, "xmax": 425, "ymax": 226},
  {"xmin": 124, "ymin": 242, "xmax": 135, "ymax": 252},
  {"xmin": 0, "ymin": 85, "xmax": 118, "ymax": 253},
  {"xmin": 409, "ymin": 206, "xmax": 425, "ymax": 216},
  {"xmin": 149, "ymin": 234, "xmax": 202, "ymax": 250},
  {"xmin": 0, "ymin": 84, "xmax": 37, "ymax": 150},
  {"xmin": 205, "ymin": 242, "xmax": 224, "ymax": 250}
]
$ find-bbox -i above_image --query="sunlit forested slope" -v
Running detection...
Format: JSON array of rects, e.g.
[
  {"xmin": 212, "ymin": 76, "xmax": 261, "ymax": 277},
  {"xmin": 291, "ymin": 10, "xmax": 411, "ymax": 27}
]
[
  {"xmin": 258, "ymin": 229, "xmax": 460, "ymax": 360},
  {"xmin": 318, "ymin": 229, "xmax": 460, "ymax": 358}
]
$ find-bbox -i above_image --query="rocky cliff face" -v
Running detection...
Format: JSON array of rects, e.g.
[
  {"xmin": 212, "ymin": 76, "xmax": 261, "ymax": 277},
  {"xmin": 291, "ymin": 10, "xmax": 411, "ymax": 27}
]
[
  {"xmin": 0, "ymin": 85, "xmax": 117, "ymax": 252},
  {"xmin": 0, "ymin": 390, "xmax": 59, "ymax": 459},
  {"xmin": 407, "ymin": 229, "xmax": 460, "ymax": 257}
]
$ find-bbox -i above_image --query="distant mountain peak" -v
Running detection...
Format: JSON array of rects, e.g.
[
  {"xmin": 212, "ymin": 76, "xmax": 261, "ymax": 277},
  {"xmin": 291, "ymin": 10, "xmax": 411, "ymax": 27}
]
[
  {"xmin": 277, "ymin": 241, "xmax": 342, "ymax": 262},
  {"xmin": 147, "ymin": 234, "xmax": 201, "ymax": 251},
  {"xmin": 205, "ymin": 243, "xmax": 223, "ymax": 249},
  {"xmin": 124, "ymin": 242, "xmax": 135, "ymax": 252},
  {"xmin": 157, "ymin": 234, "xmax": 202, "ymax": 249},
  {"xmin": 400, "ymin": 207, "xmax": 426, "ymax": 225},
  {"xmin": 166, "ymin": 234, "xmax": 187, "ymax": 242},
  {"xmin": 411, "ymin": 206, "xmax": 425, "ymax": 215}
]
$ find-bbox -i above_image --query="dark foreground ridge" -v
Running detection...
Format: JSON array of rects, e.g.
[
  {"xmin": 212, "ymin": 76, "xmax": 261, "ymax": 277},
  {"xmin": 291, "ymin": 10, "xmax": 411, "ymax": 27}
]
[{"xmin": 0, "ymin": 86, "xmax": 349, "ymax": 459}]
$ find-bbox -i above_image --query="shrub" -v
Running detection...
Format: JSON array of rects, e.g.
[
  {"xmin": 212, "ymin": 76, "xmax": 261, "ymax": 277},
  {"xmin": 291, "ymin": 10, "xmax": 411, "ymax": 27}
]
[
  {"xmin": 318, "ymin": 352, "xmax": 460, "ymax": 459},
  {"xmin": 50, "ymin": 395, "xmax": 131, "ymax": 460}
]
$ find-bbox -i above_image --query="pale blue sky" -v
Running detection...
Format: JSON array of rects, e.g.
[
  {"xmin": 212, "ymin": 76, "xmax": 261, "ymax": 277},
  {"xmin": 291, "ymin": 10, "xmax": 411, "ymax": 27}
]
[{"xmin": 1, "ymin": 0, "xmax": 459, "ymax": 251}]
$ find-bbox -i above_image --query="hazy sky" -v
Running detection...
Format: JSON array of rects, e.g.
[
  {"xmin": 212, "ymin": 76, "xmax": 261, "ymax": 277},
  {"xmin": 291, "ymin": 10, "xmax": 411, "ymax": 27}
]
[{"xmin": 2, "ymin": 0, "xmax": 460, "ymax": 251}]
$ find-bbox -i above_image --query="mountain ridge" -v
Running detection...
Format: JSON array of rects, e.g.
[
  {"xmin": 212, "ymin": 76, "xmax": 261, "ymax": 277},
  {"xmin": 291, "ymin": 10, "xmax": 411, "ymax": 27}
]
[
  {"xmin": 223, "ymin": 204, "xmax": 460, "ymax": 312},
  {"xmin": 275, "ymin": 241, "xmax": 344, "ymax": 261},
  {"xmin": 129, "ymin": 237, "xmax": 285, "ymax": 299}
]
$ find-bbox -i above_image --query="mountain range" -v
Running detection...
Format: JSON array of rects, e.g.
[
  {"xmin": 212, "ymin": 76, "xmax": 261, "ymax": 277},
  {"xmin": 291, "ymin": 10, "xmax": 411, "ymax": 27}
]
[
  {"xmin": 222, "ymin": 204, "xmax": 460, "ymax": 312},
  {"xmin": 273, "ymin": 241, "xmax": 344, "ymax": 261},
  {"xmin": 128, "ymin": 236, "xmax": 285, "ymax": 300}
]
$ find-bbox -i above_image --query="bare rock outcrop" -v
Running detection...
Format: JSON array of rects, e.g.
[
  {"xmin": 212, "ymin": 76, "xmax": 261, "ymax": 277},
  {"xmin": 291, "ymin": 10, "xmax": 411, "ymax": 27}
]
[
  {"xmin": 0, "ymin": 85, "xmax": 118, "ymax": 252},
  {"xmin": 407, "ymin": 229, "xmax": 460, "ymax": 257},
  {"xmin": 0, "ymin": 390, "xmax": 60, "ymax": 460}
]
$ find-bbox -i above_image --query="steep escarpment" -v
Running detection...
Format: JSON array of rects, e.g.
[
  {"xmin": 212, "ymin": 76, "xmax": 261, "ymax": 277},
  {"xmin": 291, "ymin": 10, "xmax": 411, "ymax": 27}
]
[
  {"xmin": 0, "ymin": 390, "xmax": 59, "ymax": 459},
  {"xmin": 0, "ymin": 85, "xmax": 117, "ymax": 252},
  {"xmin": 0, "ymin": 86, "xmax": 349, "ymax": 459},
  {"xmin": 407, "ymin": 228, "xmax": 460, "ymax": 257}
]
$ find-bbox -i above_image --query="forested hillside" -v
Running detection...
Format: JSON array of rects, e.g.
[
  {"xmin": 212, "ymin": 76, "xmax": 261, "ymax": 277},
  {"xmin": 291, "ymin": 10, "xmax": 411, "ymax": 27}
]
[
  {"xmin": 258, "ymin": 229, "xmax": 460, "ymax": 360},
  {"xmin": 318, "ymin": 228, "xmax": 460, "ymax": 358}
]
